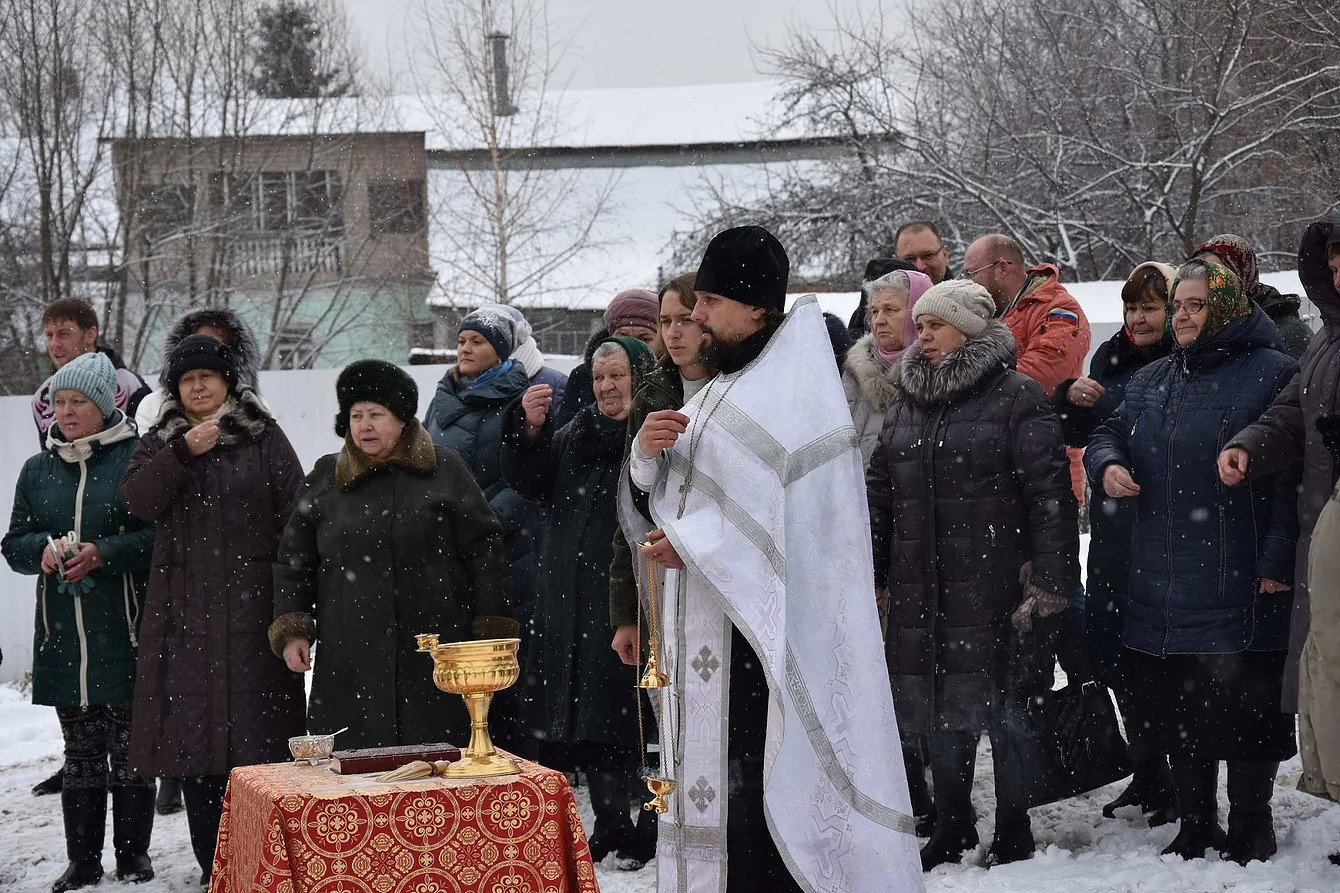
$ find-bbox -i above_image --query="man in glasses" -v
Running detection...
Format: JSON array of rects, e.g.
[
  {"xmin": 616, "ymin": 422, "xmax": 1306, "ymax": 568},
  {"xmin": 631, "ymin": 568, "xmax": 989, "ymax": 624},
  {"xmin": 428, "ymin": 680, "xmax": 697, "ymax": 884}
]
[
  {"xmin": 962, "ymin": 234, "xmax": 1091, "ymax": 501},
  {"xmin": 895, "ymin": 221, "xmax": 954, "ymax": 285}
]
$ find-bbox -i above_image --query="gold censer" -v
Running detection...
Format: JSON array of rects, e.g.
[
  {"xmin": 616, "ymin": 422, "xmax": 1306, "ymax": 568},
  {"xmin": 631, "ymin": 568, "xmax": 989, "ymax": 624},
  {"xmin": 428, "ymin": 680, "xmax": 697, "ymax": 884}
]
[
  {"xmin": 415, "ymin": 635, "xmax": 521, "ymax": 778},
  {"xmin": 636, "ymin": 541, "xmax": 675, "ymax": 813}
]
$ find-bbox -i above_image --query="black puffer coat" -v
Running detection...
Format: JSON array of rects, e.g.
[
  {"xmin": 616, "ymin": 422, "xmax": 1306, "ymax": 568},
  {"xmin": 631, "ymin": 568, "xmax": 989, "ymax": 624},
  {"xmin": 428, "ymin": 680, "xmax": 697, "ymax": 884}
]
[
  {"xmin": 1225, "ymin": 216, "xmax": 1340, "ymax": 709},
  {"xmin": 270, "ymin": 421, "xmax": 513, "ymax": 750},
  {"xmin": 502, "ymin": 405, "xmax": 639, "ymax": 747},
  {"xmin": 868, "ymin": 321, "xmax": 1080, "ymax": 733}
]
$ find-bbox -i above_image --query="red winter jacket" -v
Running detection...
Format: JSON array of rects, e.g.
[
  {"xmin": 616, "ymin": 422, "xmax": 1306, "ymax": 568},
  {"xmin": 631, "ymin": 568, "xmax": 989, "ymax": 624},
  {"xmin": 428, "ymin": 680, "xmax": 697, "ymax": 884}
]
[{"xmin": 1003, "ymin": 264, "xmax": 1092, "ymax": 501}]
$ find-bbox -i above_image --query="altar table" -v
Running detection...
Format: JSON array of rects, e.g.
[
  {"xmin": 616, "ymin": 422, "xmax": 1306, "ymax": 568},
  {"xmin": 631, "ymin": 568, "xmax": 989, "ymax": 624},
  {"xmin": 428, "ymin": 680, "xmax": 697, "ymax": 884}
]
[{"xmin": 210, "ymin": 757, "xmax": 600, "ymax": 893}]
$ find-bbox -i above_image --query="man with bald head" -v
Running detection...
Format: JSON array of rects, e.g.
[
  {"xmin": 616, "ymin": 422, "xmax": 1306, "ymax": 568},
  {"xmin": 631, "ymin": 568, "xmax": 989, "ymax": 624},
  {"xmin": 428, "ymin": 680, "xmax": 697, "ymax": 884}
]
[{"xmin": 962, "ymin": 234, "xmax": 1091, "ymax": 499}]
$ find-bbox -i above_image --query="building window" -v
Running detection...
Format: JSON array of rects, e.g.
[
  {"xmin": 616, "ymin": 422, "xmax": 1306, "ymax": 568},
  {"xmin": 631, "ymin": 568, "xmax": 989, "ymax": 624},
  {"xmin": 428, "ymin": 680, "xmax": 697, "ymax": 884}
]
[
  {"xmin": 209, "ymin": 170, "xmax": 343, "ymax": 233},
  {"xmin": 408, "ymin": 320, "xmax": 435, "ymax": 350},
  {"xmin": 135, "ymin": 185, "xmax": 195, "ymax": 239},
  {"xmin": 275, "ymin": 323, "xmax": 317, "ymax": 369},
  {"xmin": 368, "ymin": 178, "xmax": 426, "ymax": 235}
]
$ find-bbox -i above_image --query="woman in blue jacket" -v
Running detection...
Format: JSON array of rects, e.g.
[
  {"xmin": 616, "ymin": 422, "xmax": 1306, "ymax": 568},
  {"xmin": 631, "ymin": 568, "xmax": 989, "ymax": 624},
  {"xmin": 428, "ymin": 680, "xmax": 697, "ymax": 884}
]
[{"xmin": 1085, "ymin": 259, "xmax": 1299, "ymax": 865}]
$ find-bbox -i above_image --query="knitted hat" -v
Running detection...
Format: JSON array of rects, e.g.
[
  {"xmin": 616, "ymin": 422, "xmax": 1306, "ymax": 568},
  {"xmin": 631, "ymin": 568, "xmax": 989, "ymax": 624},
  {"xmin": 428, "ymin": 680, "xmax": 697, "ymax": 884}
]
[
  {"xmin": 913, "ymin": 279, "xmax": 996, "ymax": 337},
  {"xmin": 335, "ymin": 359, "xmax": 419, "ymax": 437},
  {"xmin": 1175, "ymin": 261, "xmax": 1248, "ymax": 346},
  {"xmin": 1193, "ymin": 234, "xmax": 1259, "ymax": 295},
  {"xmin": 457, "ymin": 305, "xmax": 518, "ymax": 361},
  {"xmin": 49, "ymin": 351, "xmax": 118, "ymax": 420},
  {"xmin": 496, "ymin": 305, "xmax": 533, "ymax": 348},
  {"xmin": 695, "ymin": 225, "xmax": 790, "ymax": 312},
  {"xmin": 603, "ymin": 288, "xmax": 659, "ymax": 333},
  {"xmin": 164, "ymin": 334, "xmax": 237, "ymax": 395}
]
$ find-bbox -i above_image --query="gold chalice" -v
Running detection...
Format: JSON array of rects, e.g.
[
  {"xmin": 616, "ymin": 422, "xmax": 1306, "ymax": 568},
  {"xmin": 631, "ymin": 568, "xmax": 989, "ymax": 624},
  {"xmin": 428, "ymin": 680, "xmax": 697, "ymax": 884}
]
[
  {"xmin": 416, "ymin": 634, "xmax": 521, "ymax": 778},
  {"xmin": 643, "ymin": 776, "xmax": 676, "ymax": 814}
]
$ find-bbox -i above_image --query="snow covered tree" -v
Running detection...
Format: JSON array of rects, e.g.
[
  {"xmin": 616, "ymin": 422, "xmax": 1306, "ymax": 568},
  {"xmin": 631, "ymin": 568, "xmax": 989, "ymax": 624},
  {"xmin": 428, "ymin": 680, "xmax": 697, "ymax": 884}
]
[{"xmin": 250, "ymin": 0, "xmax": 352, "ymax": 98}]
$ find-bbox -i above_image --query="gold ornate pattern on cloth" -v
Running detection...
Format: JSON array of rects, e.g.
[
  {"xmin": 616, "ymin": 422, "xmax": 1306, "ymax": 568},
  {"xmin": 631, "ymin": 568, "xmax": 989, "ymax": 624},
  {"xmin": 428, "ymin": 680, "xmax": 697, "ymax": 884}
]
[{"xmin": 210, "ymin": 757, "xmax": 599, "ymax": 893}]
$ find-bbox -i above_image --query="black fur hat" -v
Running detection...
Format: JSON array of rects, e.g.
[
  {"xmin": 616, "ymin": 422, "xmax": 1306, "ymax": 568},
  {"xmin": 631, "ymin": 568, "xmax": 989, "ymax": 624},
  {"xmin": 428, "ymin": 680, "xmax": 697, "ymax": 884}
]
[{"xmin": 334, "ymin": 360, "xmax": 418, "ymax": 437}]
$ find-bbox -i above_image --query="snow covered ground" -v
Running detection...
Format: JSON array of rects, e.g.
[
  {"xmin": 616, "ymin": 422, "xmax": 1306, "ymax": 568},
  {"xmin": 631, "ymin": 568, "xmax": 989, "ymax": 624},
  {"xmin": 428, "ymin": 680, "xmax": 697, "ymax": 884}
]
[{"xmin": 2, "ymin": 683, "xmax": 1337, "ymax": 892}]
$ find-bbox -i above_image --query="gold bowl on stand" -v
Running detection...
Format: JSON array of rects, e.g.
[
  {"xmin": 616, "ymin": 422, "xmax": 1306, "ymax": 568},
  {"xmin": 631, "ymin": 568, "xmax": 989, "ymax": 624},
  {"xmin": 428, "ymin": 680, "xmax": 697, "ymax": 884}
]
[{"xmin": 416, "ymin": 634, "xmax": 521, "ymax": 778}]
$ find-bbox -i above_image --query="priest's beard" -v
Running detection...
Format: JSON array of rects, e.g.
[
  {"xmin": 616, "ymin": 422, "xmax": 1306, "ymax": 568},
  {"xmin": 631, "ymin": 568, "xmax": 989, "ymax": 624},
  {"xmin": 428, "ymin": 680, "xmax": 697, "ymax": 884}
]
[{"xmin": 697, "ymin": 328, "xmax": 737, "ymax": 372}]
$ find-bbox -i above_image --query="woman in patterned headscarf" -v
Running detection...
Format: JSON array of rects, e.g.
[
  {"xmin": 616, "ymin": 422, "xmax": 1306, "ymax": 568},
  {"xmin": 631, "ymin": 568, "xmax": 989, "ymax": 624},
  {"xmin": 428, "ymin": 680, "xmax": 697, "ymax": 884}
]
[
  {"xmin": 1193, "ymin": 233, "xmax": 1313, "ymax": 358},
  {"xmin": 1086, "ymin": 259, "xmax": 1300, "ymax": 865}
]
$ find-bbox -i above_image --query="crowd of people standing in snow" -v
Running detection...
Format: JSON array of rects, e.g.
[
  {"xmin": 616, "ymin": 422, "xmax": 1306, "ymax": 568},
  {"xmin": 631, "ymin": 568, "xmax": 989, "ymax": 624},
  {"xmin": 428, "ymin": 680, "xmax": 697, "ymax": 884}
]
[{"xmin": 4, "ymin": 212, "xmax": 1340, "ymax": 891}]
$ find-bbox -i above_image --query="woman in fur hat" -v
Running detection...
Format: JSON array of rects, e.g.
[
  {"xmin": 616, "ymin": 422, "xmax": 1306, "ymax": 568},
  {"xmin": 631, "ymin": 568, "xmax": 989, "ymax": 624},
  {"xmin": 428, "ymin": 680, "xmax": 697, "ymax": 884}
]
[
  {"xmin": 118, "ymin": 335, "xmax": 305, "ymax": 887},
  {"xmin": 270, "ymin": 360, "xmax": 515, "ymax": 751},
  {"xmin": 134, "ymin": 307, "xmax": 265, "ymax": 434},
  {"xmin": 1087, "ymin": 260, "xmax": 1299, "ymax": 865},
  {"xmin": 867, "ymin": 280, "xmax": 1081, "ymax": 870}
]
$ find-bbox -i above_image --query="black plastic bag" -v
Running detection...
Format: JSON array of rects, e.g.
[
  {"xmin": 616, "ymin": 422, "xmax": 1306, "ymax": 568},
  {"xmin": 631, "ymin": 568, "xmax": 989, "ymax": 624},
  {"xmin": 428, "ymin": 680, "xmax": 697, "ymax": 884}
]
[{"xmin": 1002, "ymin": 681, "xmax": 1132, "ymax": 809}]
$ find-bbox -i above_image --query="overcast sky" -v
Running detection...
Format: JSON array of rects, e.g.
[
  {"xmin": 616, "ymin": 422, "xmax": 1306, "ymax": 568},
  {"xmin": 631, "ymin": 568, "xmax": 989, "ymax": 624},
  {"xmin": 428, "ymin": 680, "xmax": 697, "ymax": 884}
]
[{"xmin": 342, "ymin": 0, "xmax": 853, "ymax": 89}]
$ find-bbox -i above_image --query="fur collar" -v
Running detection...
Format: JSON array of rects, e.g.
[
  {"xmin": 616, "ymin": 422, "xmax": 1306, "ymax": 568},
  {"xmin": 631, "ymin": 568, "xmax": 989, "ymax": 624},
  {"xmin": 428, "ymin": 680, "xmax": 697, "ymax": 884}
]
[
  {"xmin": 896, "ymin": 321, "xmax": 1017, "ymax": 407},
  {"xmin": 155, "ymin": 388, "xmax": 271, "ymax": 445},
  {"xmin": 844, "ymin": 335, "xmax": 900, "ymax": 413},
  {"xmin": 336, "ymin": 419, "xmax": 437, "ymax": 491}
]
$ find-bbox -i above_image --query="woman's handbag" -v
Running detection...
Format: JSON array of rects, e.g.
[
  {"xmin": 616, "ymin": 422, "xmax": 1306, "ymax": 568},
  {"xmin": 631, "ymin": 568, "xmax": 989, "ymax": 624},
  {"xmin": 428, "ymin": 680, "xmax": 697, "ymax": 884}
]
[{"xmin": 1004, "ymin": 680, "xmax": 1132, "ymax": 808}]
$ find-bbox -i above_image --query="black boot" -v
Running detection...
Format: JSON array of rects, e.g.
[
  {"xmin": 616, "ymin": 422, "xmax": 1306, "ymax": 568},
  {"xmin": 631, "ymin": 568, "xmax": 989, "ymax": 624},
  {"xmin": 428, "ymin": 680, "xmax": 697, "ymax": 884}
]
[
  {"xmin": 903, "ymin": 733, "xmax": 934, "ymax": 836},
  {"xmin": 155, "ymin": 777, "xmax": 183, "ymax": 816},
  {"xmin": 985, "ymin": 810, "xmax": 1035, "ymax": 867},
  {"xmin": 614, "ymin": 801, "xmax": 657, "ymax": 870},
  {"xmin": 34, "ymin": 766, "xmax": 65, "ymax": 797},
  {"xmin": 921, "ymin": 731, "xmax": 979, "ymax": 871},
  {"xmin": 584, "ymin": 770, "xmax": 634, "ymax": 864},
  {"xmin": 1162, "ymin": 755, "xmax": 1226, "ymax": 860},
  {"xmin": 1221, "ymin": 761, "xmax": 1278, "ymax": 865},
  {"xmin": 181, "ymin": 775, "xmax": 228, "ymax": 885},
  {"xmin": 111, "ymin": 786, "xmax": 155, "ymax": 883},
  {"xmin": 52, "ymin": 788, "xmax": 106, "ymax": 892},
  {"xmin": 1103, "ymin": 754, "xmax": 1176, "ymax": 824}
]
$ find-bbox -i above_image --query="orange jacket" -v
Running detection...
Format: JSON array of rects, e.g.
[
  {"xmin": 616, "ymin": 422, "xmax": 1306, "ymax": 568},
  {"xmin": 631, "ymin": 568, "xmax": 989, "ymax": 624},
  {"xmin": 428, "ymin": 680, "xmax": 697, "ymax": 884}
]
[
  {"xmin": 1003, "ymin": 264, "xmax": 1092, "ymax": 502},
  {"xmin": 1002, "ymin": 264, "xmax": 1091, "ymax": 395}
]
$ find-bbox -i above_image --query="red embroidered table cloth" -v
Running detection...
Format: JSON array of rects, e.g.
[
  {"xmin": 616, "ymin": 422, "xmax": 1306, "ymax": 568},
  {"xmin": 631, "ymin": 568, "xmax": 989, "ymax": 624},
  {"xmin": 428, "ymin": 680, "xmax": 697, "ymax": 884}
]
[{"xmin": 210, "ymin": 758, "xmax": 599, "ymax": 893}]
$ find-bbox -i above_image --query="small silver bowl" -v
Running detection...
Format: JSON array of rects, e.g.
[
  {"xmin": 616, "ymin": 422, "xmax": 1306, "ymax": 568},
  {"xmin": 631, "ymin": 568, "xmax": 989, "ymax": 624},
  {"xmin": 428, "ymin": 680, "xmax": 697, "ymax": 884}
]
[{"xmin": 288, "ymin": 734, "xmax": 335, "ymax": 765}]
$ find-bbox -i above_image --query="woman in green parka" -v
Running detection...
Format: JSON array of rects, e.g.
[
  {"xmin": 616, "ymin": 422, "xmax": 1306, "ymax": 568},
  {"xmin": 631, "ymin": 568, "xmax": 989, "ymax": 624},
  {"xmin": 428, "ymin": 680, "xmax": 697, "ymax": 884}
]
[
  {"xmin": 501, "ymin": 335, "xmax": 656, "ymax": 869},
  {"xmin": 2, "ymin": 352, "xmax": 155, "ymax": 892}
]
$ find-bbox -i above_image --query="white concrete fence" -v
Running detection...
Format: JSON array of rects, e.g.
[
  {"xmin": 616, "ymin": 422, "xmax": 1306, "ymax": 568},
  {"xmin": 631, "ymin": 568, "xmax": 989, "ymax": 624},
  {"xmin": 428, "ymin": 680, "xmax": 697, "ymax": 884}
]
[{"xmin": 0, "ymin": 360, "xmax": 580, "ymax": 685}]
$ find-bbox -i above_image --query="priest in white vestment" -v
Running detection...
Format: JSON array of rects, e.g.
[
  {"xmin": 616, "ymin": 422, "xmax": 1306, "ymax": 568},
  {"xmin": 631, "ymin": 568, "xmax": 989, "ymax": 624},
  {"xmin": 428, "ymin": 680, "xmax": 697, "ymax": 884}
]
[{"xmin": 628, "ymin": 226, "xmax": 924, "ymax": 893}]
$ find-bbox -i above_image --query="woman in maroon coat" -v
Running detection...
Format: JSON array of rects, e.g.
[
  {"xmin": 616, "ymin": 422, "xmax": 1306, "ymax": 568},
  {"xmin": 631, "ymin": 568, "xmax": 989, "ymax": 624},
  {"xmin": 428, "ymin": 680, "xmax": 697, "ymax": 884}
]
[{"xmin": 119, "ymin": 335, "xmax": 305, "ymax": 886}]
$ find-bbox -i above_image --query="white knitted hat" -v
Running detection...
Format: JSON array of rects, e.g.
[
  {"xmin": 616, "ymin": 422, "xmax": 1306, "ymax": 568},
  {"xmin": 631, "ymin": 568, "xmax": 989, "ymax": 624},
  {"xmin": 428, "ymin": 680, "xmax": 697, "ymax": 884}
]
[{"xmin": 913, "ymin": 279, "xmax": 996, "ymax": 337}]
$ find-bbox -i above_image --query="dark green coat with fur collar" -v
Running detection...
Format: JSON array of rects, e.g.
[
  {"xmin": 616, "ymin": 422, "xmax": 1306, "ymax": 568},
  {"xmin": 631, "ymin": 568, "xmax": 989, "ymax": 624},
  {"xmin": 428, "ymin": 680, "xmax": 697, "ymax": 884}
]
[{"xmin": 271, "ymin": 420, "xmax": 513, "ymax": 750}]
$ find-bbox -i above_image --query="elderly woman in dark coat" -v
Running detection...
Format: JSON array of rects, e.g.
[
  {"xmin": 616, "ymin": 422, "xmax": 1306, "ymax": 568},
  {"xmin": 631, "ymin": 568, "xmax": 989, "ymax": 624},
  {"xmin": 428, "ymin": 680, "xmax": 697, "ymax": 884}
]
[
  {"xmin": 270, "ymin": 361, "xmax": 514, "ymax": 750},
  {"xmin": 502, "ymin": 336, "xmax": 656, "ymax": 869},
  {"xmin": 867, "ymin": 280, "xmax": 1080, "ymax": 871},
  {"xmin": 1052, "ymin": 262, "xmax": 1177, "ymax": 825},
  {"xmin": 3, "ymin": 352, "xmax": 155, "ymax": 891},
  {"xmin": 1086, "ymin": 260, "xmax": 1299, "ymax": 865},
  {"xmin": 118, "ymin": 335, "xmax": 305, "ymax": 886}
]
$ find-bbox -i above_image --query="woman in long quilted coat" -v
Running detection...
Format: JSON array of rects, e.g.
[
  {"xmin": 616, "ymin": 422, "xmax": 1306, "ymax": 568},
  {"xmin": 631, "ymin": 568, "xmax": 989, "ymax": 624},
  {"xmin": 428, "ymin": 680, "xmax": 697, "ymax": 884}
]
[
  {"xmin": 118, "ymin": 335, "xmax": 305, "ymax": 886},
  {"xmin": 867, "ymin": 280, "xmax": 1080, "ymax": 871}
]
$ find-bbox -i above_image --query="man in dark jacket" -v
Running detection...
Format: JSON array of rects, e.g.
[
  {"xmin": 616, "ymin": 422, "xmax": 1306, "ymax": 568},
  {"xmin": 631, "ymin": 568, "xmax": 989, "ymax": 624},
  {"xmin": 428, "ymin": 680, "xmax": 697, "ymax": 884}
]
[
  {"xmin": 32, "ymin": 299, "xmax": 151, "ymax": 445},
  {"xmin": 1219, "ymin": 217, "xmax": 1340, "ymax": 798}
]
